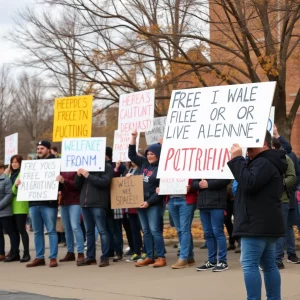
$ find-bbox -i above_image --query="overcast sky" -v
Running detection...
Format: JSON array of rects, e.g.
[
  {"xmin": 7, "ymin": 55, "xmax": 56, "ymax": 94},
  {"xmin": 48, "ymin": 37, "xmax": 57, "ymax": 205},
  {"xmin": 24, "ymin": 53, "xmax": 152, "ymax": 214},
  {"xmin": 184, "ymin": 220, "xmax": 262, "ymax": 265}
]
[{"xmin": 0, "ymin": 0, "xmax": 34, "ymax": 65}]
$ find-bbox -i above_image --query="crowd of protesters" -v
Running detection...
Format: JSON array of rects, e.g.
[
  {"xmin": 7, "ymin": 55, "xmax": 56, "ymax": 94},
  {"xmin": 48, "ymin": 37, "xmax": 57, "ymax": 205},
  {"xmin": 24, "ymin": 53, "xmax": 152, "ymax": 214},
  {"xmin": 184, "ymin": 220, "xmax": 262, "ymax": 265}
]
[{"xmin": 0, "ymin": 125, "xmax": 300, "ymax": 300}]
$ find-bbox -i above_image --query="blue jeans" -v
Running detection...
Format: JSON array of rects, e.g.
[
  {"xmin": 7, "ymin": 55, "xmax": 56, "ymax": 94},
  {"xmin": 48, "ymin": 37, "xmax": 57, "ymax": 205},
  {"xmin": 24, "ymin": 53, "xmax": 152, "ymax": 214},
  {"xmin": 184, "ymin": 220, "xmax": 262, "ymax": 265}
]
[
  {"xmin": 60, "ymin": 205, "xmax": 84, "ymax": 254},
  {"xmin": 82, "ymin": 207, "xmax": 110, "ymax": 260},
  {"xmin": 106, "ymin": 215, "xmax": 123, "ymax": 256},
  {"xmin": 241, "ymin": 237, "xmax": 280, "ymax": 300},
  {"xmin": 30, "ymin": 206, "xmax": 58, "ymax": 259},
  {"xmin": 200, "ymin": 209, "xmax": 227, "ymax": 263},
  {"xmin": 275, "ymin": 203, "xmax": 295, "ymax": 262},
  {"xmin": 168, "ymin": 198, "xmax": 195, "ymax": 260},
  {"xmin": 138, "ymin": 205, "xmax": 165, "ymax": 259}
]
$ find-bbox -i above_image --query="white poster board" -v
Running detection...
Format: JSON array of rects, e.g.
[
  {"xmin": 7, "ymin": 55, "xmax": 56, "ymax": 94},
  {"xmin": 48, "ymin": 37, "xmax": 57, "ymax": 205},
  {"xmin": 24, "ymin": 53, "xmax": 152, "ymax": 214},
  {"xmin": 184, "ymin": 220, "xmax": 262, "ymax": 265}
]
[
  {"xmin": 159, "ymin": 178, "xmax": 189, "ymax": 195},
  {"xmin": 145, "ymin": 116, "xmax": 167, "ymax": 145},
  {"xmin": 157, "ymin": 82, "xmax": 276, "ymax": 179},
  {"xmin": 61, "ymin": 137, "xmax": 106, "ymax": 172},
  {"xmin": 5, "ymin": 133, "xmax": 18, "ymax": 165},
  {"xmin": 17, "ymin": 159, "xmax": 61, "ymax": 201},
  {"xmin": 268, "ymin": 106, "xmax": 275, "ymax": 136},
  {"xmin": 112, "ymin": 131, "xmax": 140, "ymax": 162},
  {"xmin": 118, "ymin": 89, "xmax": 155, "ymax": 133}
]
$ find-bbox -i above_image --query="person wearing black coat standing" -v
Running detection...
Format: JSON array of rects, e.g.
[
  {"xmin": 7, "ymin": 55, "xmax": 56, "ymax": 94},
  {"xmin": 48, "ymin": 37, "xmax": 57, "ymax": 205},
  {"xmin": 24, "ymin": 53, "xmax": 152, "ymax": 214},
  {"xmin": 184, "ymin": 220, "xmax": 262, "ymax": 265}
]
[{"xmin": 228, "ymin": 131, "xmax": 287, "ymax": 300}]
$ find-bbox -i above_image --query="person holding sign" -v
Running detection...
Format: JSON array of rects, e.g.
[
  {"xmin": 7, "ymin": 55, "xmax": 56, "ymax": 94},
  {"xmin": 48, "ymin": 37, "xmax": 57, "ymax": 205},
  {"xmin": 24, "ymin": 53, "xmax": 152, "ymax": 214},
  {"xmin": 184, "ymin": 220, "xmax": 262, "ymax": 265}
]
[
  {"xmin": 228, "ymin": 131, "xmax": 287, "ymax": 300},
  {"xmin": 4, "ymin": 155, "xmax": 30, "ymax": 263},
  {"xmin": 0, "ymin": 168, "xmax": 19, "ymax": 262},
  {"xmin": 75, "ymin": 162, "xmax": 114, "ymax": 267},
  {"xmin": 25, "ymin": 140, "xmax": 59, "ymax": 268},
  {"xmin": 192, "ymin": 178, "xmax": 231, "ymax": 272},
  {"xmin": 129, "ymin": 130, "xmax": 166, "ymax": 268}
]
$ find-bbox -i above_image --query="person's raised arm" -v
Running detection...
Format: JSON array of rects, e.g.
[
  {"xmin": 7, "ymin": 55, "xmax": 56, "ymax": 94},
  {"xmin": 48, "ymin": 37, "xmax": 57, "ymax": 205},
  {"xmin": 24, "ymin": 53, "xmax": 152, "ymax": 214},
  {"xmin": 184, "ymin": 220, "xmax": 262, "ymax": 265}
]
[{"xmin": 128, "ymin": 130, "xmax": 147, "ymax": 168}]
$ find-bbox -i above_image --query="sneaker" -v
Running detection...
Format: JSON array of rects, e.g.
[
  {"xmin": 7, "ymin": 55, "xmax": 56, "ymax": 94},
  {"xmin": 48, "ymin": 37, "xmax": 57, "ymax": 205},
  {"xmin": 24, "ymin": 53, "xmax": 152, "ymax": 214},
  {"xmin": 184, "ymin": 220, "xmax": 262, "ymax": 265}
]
[
  {"xmin": 276, "ymin": 261, "xmax": 285, "ymax": 270},
  {"xmin": 126, "ymin": 254, "xmax": 141, "ymax": 263},
  {"xmin": 135, "ymin": 257, "xmax": 155, "ymax": 267},
  {"xmin": 152, "ymin": 257, "xmax": 167, "ymax": 268},
  {"xmin": 196, "ymin": 261, "xmax": 216, "ymax": 271},
  {"xmin": 112, "ymin": 255, "xmax": 123, "ymax": 262},
  {"xmin": 287, "ymin": 253, "xmax": 300, "ymax": 264},
  {"xmin": 212, "ymin": 262, "xmax": 228, "ymax": 272},
  {"xmin": 172, "ymin": 259, "xmax": 188, "ymax": 269}
]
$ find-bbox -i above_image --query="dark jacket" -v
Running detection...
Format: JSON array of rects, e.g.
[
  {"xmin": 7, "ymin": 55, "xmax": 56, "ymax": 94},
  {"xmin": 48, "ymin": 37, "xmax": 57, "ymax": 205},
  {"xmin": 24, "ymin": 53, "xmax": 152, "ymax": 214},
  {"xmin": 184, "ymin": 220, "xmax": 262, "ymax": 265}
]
[
  {"xmin": 128, "ymin": 144, "xmax": 163, "ymax": 206},
  {"xmin": 29, "ymin": 154, "xmax": 58, "ymax": 208},
  {"xmin": 60, "ymin": 172, "xmax": 80, "ymax": 206},
  {"xmin": 227, "ymin": 149, "xmax": 288, "ymax": 238},
  {"xmin": 0, "ymin": 174, "xmax": 13, "ymax": 218},
  {"xmin": 192, "ymin": 179, "xmax": 231, "ymax": 210},
  {"xmin": 74, "ymin": 162, "xmax": 114, "ymax": 208}
]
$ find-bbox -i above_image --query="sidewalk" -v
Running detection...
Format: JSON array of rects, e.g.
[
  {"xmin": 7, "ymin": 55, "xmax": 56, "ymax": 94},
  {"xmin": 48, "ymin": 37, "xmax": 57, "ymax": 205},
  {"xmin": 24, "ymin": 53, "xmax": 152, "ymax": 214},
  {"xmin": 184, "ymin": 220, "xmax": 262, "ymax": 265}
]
[{"xmin": 1, "ymin": 233, "xmax": 300, "ymax": 299}]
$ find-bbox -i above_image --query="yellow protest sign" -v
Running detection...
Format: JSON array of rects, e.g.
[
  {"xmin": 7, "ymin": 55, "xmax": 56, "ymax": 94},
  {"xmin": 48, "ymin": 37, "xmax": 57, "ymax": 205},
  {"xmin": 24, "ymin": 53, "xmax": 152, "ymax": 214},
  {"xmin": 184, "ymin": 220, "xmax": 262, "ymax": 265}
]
[{"xmin": 52, "ymin": 95, "xmax": 93, "ymax": 142}]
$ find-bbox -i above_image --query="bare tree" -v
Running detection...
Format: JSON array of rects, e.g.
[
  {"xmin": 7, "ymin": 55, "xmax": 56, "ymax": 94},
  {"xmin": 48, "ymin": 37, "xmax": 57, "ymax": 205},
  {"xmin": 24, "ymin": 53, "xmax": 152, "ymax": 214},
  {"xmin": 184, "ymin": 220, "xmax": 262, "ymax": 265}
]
[
  {"xmin": 10, "ymin": 0, "xmax": 300, "ymax": 139},
  {"xmin": 0, "ymin": 65, "xmax": 15, "ymax": 159},
  {"xmin": 14, "ymin": 73, "xmax": 52, "ymax": 152}
]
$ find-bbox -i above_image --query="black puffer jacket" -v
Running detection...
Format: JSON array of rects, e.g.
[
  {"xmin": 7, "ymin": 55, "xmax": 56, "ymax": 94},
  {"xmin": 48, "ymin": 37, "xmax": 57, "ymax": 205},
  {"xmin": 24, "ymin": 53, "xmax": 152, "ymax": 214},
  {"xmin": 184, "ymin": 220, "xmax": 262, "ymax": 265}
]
[
  {"xmin": 74, "ymin": 162, "xmax": 114, "ymax": 209},
  {"xmin": 227, "ymin": 149, "xmax": 287, "ymax": 238},
  {"xmin": 192, "ymin": 179, "xmax": 231, "ymax": 210}
]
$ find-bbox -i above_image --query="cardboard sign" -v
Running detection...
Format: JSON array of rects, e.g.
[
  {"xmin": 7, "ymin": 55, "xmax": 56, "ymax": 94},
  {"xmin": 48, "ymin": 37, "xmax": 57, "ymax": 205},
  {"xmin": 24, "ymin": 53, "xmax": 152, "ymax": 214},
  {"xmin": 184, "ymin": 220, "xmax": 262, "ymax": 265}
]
[
  {"xmin": 17, "ymin": 159, "xmax": 61, "ymax": 201},
  {"xmin": 157, "ymin": 82, "xmax": 276, "ymax": 179},
  {"xmin": 268, "ymin": 106, "xmax": 275, "ymax": 136},
  {"xmin": 61, "ymin": 137, "xmax": 106, "ymax": 172},
  {"xmin": 118, "ymin": 89, "xmax": 155, "ymax": 133},
  {"xmin": 110, "ymin": 175, "xmax": 144, "ymax": 209},
  {"xmin": 145, "ymin": 116, "xmax": 167, "ymax": 145},
  {"xmin": 112, "ymin": 131, "xmax": 140, "ymax": 162},
  {"xmin": 53, "ymin": 95, "xmax": 93, "ymax": 142},
  {"xmin": 159, "ymin": 178, "xmax": 189, "ymax": 195},
  {"xmin": 5, "ymin": 133, "xmax": 18, "ymax": 165}
]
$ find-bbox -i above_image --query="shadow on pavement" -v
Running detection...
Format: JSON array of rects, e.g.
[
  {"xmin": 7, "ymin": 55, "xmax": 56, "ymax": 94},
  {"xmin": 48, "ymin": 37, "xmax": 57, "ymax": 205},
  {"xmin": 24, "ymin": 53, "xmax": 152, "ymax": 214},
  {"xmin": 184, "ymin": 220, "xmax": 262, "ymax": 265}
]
[{"xmin": 0, "ymin": 291, "xmax": 79, "ymax": 300}]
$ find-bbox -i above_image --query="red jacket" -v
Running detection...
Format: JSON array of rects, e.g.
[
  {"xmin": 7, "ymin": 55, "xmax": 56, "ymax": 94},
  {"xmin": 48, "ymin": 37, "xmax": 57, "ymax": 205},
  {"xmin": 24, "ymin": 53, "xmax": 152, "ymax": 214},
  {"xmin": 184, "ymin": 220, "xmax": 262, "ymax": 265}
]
[
  {"xmin": 165, "ymin": 179, "xmax": 197, "ymax": 204},
  {"xmin": 60, "ymin": 172, "xmax": 80, "ymax": 206}
]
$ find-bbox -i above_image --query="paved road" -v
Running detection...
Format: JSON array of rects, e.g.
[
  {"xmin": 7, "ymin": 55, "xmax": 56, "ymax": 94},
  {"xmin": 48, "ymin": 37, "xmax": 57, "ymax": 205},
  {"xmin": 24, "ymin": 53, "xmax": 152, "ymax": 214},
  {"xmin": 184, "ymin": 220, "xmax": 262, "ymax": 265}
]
[
  {"xmin": 0, "ymin": 291, "xmax": 77, "ymax": 300},
  {"xmin": 1, "ymin": 233, "xmax": 300, "ymax": 299}
]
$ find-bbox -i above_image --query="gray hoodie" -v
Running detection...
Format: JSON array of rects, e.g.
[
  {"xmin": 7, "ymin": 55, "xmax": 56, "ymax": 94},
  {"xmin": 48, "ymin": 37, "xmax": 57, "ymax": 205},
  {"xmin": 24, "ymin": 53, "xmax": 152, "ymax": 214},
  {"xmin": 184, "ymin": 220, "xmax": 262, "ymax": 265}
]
[{"xmin": 0, "ymin": 174, "xmax": 13, "ymax": 218}]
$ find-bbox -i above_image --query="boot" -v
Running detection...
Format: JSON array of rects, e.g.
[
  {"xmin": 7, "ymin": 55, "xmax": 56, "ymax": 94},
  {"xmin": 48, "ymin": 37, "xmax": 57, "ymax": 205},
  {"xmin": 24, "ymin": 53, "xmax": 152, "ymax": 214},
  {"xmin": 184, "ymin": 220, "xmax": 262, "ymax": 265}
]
[
  {"xmin": 20, "ymin": 251, "xmax": 31, "ymax": 263},
  {"xmin": 76, "ymin": 253, "xmax": 85, "ymax": 265},
  {"xmin": 3, "ymin": 253, "xmax": 20, "ymax": 262},
  {"xmin": 0, "ymin": 255, "xmax": 5, "ymax": 261},
  {"xmin": 49, "ymin": 258, "xmax": 58, "ymax": 268},
  {"xmin": 152, "ymin": 257, "xmax": 167, "ymax": 268},
  {"xmin": 26, "ymin": 258, "xmax": 46, "ymax": 268},
  {"xmin": 59, "ymin": 252, "xmax": 75, "ymax": 262},
  {"xmin": 135, "ymin": 257, "xmax": 155, "ymax": 267},
  {"xmin": 77, "ymin": 258, "xmax": 97, "ymax": 267}
]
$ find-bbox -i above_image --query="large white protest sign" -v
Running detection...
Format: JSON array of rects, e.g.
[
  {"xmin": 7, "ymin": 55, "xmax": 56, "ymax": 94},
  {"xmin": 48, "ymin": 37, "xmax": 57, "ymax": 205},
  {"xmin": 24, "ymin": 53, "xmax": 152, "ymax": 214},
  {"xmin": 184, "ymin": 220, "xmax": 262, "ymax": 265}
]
[
  {"xmin": 112, "ymin": 131, "xmax": 140, "ymax": 162},
  {"xmin": 157, "ymin": 82, "xmax": 276, "ymax": 179},
  {"xmin": 159, "ymin": 178, "xmax": 189, "ymax": 195},
  {"xmin": 17, "ymin": 159, "xmax": 61, "ymax": 201},
  {"xmin": 268, "ymin": 106, "xmax": 275, "ymax": 136},
  {"xmin": 61, "ymin": 137, "xmax": 106, "ymax": 172},
  {"xmin": 5, "ymin": 133, "xmax": 18, "ymax": 165},
  {"xmin": 118, "ymin": 89, "xmax": 155, "ymax": 133},
  {"xmin": 145, "ymin": 116, "xmax": 167, "ymax": 145}
]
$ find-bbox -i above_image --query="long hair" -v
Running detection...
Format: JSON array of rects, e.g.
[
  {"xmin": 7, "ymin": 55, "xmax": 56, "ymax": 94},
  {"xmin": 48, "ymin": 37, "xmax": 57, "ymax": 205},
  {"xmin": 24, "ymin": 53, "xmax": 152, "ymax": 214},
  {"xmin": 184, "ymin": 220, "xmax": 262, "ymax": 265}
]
[{"xmin": 10, "ymin": 155, "xmax": 23, "ymax": 170}]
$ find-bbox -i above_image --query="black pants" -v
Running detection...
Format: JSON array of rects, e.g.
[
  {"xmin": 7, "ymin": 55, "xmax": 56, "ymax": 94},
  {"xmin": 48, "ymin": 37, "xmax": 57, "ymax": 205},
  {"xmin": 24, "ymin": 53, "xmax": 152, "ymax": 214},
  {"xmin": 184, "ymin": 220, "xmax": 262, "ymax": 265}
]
[
  {"xmin": 128, "ymin": 214, "xmax": 143, "ymax": 255},
  {"xmin": 0, "ymin": 216, "xmax": 19, "ymax": 256},
  {"xmin": 107, "ymin": 216, "xmax": 123, "ymax": 256},
  {"xmin": 13, "ymin": 214, "xmax": 30, "ymax": 253},
  {"xmin": 224, "ymin": 200, "xmax": 238, "ymax": 245},
  {"xmin": 122, "ymin": 214, "xmax": 134, "ymax": 252}
]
